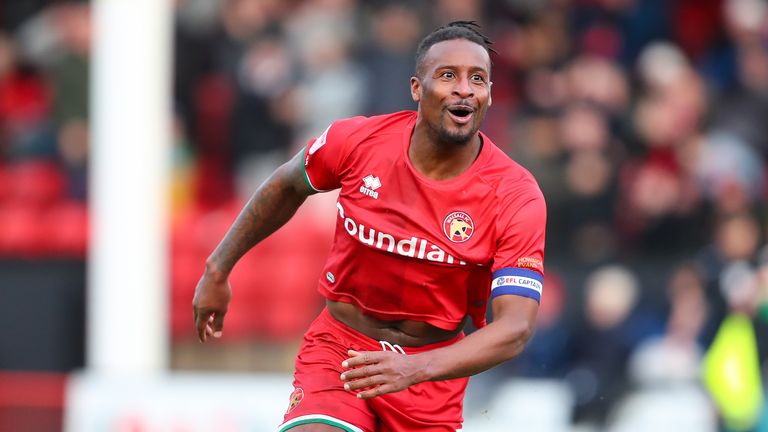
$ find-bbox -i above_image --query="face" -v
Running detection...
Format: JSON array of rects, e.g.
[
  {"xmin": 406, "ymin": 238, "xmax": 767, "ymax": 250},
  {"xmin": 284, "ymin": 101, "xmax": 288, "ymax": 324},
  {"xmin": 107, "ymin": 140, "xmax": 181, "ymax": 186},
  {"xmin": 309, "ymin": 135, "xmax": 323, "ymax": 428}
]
[{"xmin": 411, "ymin": 38, "xmax": 492, "ymax": 145}]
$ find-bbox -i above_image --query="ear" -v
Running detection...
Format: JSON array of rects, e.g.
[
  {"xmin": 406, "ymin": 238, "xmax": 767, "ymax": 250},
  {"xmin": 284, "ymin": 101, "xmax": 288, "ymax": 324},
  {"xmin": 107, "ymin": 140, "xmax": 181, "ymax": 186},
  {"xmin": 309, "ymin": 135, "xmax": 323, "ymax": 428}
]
[
  {"xmin": 410, "ymin": 76, "xmax": 422, "ymax": 103},
  {"xmin": 488, "ymin": 81, "xmax": 493, "ymax": 107}
]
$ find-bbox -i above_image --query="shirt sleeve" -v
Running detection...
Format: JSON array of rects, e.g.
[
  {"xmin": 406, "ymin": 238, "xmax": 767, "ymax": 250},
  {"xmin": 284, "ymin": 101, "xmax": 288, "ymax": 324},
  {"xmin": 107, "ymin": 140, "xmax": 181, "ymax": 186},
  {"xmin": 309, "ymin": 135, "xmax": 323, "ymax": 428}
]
[
  {"xmin": 302, "ymin": 117, "xmax": 364, "ymax": 192},
  {"xmin": 490, "ymin": 191, "xmax": 547, "ymax": 303}
]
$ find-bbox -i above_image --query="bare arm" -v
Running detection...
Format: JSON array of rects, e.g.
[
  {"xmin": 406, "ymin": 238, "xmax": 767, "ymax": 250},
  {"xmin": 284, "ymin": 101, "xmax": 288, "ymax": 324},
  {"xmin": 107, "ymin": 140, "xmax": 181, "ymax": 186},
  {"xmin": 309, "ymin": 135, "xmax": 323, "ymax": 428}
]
[
  {"xmin": 340, "ymin": 295, "xmax": 538, "ymax": 398},
  {"xmin": 416, "ymin": 295, "xmax": 537, "ymax": 380},
  {"xmin": 192, "ymin": 149, "xmax": 315, "ymax": 342},
  {"xmin": 205, "ymin": 150, "xmax": 314, "ymax": 276}
]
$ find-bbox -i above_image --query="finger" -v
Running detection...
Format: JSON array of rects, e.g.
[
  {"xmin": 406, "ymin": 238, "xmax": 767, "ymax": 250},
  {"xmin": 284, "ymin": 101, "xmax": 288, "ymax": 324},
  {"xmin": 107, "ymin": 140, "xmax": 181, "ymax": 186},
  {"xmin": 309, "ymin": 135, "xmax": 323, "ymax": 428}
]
[
  {"xmin": 193, "ymin": 308, "xmax": 199, "ymax": 338},
  {"xmin": 205, "ymin": 312, "xmax": 216, "ymax": 340},
  {"xmin": 340, "ymin": 365, "xmax": 376, "ymax": 381},
  {"xmin": 212, "ymin": 312, "xmax": 226, "ymax": 338},
  {"xmin": 196, "ymin": 310, "xmax": 212, "ymax": 343},
  {"xmin": 342, "ymin": 351, "xmax": 377, "ymax": 368},
  {"xmin": 357, "ymin": 383, "xmax": 396, "ymax": 399},
  {"xmin": 343, "ymin": 375, "xmax": 384, "ymax": 392}
]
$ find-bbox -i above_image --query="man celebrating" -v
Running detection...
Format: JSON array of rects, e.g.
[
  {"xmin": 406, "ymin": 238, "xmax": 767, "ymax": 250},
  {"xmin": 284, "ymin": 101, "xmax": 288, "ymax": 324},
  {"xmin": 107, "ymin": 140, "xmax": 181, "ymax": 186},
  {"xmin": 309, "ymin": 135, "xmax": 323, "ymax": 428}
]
[{"xmin": 193, "ymin": 21, "xmax": 546, "ymax": 432}]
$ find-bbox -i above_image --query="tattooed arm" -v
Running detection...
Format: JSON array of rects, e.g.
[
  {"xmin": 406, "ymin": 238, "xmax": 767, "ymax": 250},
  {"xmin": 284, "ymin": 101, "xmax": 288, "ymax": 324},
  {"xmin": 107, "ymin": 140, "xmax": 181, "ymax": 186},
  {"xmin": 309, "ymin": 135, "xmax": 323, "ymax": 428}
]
[{"xmin": 193, "ymin": 150, "xmax": 315, "ymax": 342}]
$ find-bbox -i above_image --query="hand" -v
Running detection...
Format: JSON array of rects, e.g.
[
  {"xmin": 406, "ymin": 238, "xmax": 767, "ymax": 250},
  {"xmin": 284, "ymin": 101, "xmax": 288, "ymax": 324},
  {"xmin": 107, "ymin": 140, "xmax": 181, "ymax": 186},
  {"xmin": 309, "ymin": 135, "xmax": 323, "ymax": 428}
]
[
  {"xmin": 339, "ymin": 350, "xmax": 429, "ymax": 399},
  {"xmin": 192, "ymin": 271, "xmax": 232, "ymax": 343}
]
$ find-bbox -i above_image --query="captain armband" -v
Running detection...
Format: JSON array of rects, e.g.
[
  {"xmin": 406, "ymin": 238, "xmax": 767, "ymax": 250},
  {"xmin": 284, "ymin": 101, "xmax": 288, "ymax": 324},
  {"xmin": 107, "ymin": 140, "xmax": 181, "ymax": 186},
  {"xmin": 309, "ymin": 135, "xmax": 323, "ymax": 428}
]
[{"xmin": 489, "ymin": 267, "xmax": 543, "ymax": 303}]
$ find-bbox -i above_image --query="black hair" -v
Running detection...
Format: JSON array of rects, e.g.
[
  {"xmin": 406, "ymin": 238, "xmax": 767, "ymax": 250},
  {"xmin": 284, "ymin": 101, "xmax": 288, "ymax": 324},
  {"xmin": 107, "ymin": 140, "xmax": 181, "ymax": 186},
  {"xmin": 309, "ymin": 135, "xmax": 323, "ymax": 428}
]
[{"xmin": 414, "ymin": 21, "xmax": 495, "ymax": 77}]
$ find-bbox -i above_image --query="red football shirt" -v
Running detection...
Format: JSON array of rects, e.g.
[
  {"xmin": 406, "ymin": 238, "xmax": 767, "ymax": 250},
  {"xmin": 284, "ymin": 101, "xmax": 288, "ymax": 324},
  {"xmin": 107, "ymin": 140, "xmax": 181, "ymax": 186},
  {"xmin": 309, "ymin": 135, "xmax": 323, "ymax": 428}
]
[{"xmin": 303, "ymin": 111, "xmax": 546, "ymax": 330}]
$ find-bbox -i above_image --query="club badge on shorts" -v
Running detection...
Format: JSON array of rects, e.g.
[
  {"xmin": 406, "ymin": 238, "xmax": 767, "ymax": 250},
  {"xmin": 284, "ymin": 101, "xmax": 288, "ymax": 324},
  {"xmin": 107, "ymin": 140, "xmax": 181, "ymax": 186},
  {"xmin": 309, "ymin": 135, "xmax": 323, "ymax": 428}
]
[
  {"xmin": 443, "ymin": 211, "xmax": 474, "ymax": 243},
  {"xmin": 286, "ymin": 387, "xmax": 304, "ymax": 414}
]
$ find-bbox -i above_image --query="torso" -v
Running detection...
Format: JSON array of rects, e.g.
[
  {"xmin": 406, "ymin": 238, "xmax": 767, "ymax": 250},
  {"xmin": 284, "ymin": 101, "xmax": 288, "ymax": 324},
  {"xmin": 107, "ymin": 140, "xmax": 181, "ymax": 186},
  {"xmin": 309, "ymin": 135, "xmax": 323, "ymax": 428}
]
[
  {"xmin": 327, "ymin": 299, "xmax": 467, "ymax": 346},
  {"xmin": 303, "ymin": 111, "xmax": 545, "ymax": 339}
]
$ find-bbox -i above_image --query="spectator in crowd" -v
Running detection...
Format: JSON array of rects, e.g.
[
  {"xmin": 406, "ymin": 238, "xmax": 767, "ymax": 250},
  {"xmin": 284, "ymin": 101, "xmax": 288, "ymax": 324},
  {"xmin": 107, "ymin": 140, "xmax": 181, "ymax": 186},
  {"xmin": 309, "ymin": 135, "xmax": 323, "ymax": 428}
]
[
  {"xmin": 628, "ymin": 263, "xmax": 708, "ymax": 386},
  {"xmin": 565, "ymin": 265, "xmax": 643, "ymax": 428},
  {"xmin": 359, "ymin": 3, "xmax": 421, "ymax": 115}
]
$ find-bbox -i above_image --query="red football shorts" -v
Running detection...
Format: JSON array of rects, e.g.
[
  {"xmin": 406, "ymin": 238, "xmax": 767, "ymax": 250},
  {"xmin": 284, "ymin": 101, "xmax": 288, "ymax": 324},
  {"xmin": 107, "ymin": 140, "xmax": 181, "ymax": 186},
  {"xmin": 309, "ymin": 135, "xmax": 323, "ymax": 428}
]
[{"xmin": 279, "ymin": 307, "xmax": 468, "ymax": 432}]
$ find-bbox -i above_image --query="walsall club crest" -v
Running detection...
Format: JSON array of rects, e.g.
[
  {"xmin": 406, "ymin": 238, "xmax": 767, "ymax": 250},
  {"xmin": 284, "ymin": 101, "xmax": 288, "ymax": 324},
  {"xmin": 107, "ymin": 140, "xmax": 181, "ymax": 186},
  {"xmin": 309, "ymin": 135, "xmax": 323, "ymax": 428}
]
[
  {"xmin": 443, "ymin": 211, "xmax": 475, "ymax": 243},
  {"xmin": 286, "ymin": 388, "xmax": 304, "ymax": 414}
]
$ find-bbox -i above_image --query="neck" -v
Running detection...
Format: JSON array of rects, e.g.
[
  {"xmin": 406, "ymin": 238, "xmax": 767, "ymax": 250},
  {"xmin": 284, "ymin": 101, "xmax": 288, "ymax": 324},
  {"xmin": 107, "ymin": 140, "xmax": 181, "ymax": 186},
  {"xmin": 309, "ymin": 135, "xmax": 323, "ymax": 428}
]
[{"xmin": 409, "ymin": 117, "xmax": 482, "ymax": 181}]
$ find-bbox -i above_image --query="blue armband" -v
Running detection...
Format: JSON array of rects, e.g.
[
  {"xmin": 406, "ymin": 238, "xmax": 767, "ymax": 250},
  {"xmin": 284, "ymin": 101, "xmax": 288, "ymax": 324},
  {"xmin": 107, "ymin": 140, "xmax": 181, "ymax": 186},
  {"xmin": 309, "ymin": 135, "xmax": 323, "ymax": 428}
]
[{"xmin": 490, "ymin": 267, "xmax": 543, "ymax": 303}]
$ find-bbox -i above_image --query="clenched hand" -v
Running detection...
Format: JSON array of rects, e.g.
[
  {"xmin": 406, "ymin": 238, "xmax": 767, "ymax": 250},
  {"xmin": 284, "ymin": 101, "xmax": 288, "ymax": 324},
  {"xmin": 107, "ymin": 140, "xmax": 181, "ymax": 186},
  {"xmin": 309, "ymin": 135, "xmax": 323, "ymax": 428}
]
[{"xmin": 192, "ymin": 272, "xmax": 231, "ymax": 342}]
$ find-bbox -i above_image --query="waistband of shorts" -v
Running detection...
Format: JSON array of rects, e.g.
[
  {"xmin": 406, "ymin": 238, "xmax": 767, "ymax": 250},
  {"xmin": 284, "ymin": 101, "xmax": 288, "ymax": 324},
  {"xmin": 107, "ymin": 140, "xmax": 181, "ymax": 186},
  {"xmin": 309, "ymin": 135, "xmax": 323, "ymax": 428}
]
[{"xmin": 318, "ymin": 307, "xmax": 463, "ymax": 354}]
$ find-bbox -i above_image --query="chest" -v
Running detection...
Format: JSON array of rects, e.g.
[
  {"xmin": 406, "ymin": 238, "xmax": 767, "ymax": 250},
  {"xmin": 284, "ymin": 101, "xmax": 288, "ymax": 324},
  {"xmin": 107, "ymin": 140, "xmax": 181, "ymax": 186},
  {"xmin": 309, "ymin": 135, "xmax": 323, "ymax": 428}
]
[{"xmin": 336, "ymin": 152, "xmax": 498, "ymax": 265}]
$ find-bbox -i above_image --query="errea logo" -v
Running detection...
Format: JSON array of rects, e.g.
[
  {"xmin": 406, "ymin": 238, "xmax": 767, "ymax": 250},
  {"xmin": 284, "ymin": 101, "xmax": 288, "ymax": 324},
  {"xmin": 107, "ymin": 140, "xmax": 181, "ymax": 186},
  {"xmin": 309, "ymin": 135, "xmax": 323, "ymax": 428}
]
[{"xmin": 360, "ymin": 174, "xmax": 381, "ymax": 199}]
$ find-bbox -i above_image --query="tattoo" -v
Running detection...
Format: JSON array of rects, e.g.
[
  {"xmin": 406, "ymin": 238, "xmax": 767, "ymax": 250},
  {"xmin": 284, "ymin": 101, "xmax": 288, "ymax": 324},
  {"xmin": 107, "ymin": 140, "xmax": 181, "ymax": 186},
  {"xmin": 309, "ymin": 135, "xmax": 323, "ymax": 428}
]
[{"xmin": 207, "ymin": 151, "xmax": 311, "ymax": 275}]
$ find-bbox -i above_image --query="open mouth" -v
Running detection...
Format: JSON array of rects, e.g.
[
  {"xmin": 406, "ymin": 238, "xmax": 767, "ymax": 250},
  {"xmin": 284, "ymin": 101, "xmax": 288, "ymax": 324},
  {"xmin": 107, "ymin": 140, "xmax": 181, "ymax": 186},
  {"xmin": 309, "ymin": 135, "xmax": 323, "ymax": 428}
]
[{"xmin": 447, "ymin": 106, "xmax": 474, "ymax": 124}]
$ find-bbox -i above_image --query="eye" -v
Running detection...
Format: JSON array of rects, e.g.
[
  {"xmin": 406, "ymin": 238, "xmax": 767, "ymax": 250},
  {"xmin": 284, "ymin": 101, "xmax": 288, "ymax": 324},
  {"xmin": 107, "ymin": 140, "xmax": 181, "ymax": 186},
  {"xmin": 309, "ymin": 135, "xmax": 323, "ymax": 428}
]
[
  {"xmin": 441, "ymin": 71, "xmax": 455, "ymax": 79},
  {"xmin": 471, "ymin": 74, "xmax": 486, "ymax": 83}
]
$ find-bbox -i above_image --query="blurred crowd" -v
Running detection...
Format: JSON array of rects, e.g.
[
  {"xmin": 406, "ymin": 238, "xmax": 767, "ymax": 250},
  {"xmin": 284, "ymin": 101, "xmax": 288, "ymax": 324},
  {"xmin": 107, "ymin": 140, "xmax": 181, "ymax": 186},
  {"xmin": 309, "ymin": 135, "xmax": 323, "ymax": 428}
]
[{"xmin": 2, "ymin": 0, "xmax": 768, "ymax": 429}]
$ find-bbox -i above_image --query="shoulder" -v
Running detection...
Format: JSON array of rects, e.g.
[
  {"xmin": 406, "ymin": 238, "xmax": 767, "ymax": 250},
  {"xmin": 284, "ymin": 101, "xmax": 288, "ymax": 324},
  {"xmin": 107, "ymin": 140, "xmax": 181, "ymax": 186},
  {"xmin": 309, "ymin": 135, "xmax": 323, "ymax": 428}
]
[
  {"xmin": 330, "ymin": 111, "xmax": 415, "ymax": 139},
  {"xmin": 311, "ymin": 111, "xmax": 414, "ymax": 173},
  {"xmin": 478, "ymin": 136, "xmax": 545, "ymax": 209},
  {"xmin": 324, "ymin": 111, "xmax": 414, "ymax": 163}
]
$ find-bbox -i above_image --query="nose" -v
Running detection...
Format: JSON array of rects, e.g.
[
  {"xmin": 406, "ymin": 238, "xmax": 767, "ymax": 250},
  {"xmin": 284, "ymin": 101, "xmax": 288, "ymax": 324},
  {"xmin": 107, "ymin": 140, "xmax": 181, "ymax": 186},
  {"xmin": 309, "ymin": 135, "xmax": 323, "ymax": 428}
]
[{"xmin": 452, "ymin": 76, "xmax": 474, "ymax": 98}]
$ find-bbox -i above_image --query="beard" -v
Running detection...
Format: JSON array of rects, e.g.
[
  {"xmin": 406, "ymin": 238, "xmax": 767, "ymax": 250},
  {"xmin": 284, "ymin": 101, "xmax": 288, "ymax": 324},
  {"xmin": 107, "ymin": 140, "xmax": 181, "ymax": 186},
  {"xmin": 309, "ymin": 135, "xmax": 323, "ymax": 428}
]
[
  {"xmin": 434, "ymin": 114, "xmax": 479, "ymax": 146},
  {"xmin": 437, "ymin": 126, "xmax": 474, "ymax": 145}
]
